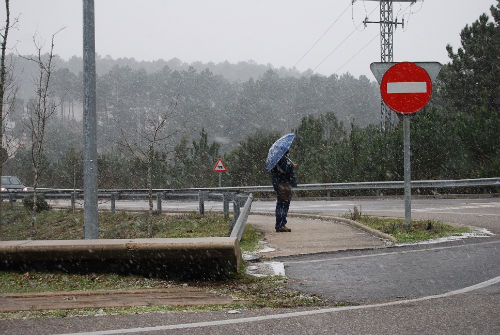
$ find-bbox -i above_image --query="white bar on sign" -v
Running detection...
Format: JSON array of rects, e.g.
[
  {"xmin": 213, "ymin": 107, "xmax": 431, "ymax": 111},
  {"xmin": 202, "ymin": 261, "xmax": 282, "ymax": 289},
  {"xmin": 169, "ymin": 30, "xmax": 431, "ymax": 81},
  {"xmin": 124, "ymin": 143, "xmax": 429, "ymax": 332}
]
[{"xmin": 387, "ymin": 82, "xmax": 427, "ymax": 94}]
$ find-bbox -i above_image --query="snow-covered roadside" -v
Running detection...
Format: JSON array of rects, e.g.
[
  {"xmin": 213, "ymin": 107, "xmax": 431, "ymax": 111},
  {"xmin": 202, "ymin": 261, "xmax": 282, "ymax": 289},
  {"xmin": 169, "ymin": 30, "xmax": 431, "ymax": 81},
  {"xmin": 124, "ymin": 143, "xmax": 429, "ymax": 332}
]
[{"xmin": 396, "ymin": 228, "xmax": 494, "ymax": 247}]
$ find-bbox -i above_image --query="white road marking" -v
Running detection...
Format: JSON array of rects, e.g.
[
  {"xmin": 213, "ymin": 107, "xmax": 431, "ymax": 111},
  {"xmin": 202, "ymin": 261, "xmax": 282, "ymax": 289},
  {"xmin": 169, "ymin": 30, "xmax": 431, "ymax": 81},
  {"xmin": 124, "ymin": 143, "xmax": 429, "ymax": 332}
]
[
  {"xmin": 284, "ymin": 240, "xmax": 500, "ymax": 265},
  {"xmin": 412, "ymin": 211, "xmax": 500, "ymax": 216},
  {"xmin": 51, "ymin": 276, "xmax": 500, "ymax": 335},
  {"xmin": 366, "ymin": 209, "xmax": 500, "ymax": 217},
  {"xmin": 413, "ymin": 204, "xmax": 499, "ymax": 211}
]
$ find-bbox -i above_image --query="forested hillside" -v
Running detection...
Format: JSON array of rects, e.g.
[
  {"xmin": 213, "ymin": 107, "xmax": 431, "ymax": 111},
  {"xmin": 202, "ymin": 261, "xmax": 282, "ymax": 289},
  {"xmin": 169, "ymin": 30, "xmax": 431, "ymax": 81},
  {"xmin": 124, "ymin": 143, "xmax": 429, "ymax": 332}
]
[
  {"xmin": 3, "ymin": 2, "xmax": 498, "ymax": 190},
  {"xmin": 7, "ymin": 54, "xmax": 379, "ymax": 154}
]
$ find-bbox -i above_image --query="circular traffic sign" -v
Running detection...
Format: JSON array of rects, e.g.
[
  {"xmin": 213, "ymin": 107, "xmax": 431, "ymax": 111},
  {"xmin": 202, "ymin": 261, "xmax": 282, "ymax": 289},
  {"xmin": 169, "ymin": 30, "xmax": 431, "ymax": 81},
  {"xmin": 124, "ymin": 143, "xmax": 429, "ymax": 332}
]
[{"xmin": 380, "ymin": 62, "xmax": 432, "ymax": 114}]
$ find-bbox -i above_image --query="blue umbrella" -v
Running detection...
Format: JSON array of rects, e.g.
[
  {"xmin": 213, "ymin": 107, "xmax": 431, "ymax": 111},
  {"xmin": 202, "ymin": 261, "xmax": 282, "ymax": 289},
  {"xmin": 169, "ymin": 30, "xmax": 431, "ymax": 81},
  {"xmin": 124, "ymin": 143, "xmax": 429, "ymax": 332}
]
[{"xmin": 265, "ymin": 133, "xmax": 296, "ymax": 172}]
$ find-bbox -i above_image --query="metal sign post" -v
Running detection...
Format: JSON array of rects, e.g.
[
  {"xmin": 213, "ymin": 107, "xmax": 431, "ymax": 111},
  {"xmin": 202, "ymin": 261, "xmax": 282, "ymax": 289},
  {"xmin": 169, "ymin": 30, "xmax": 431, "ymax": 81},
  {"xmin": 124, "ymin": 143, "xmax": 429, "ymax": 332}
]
[
  {"xmin": 83, "ymin": 0, "xmax": 98, "ymax": 239},
  {"xmin": 213, "ymin": 158, "xmax": 228, "ymax": 187},
  {"xmin": 403, "ymin": 114, "xmax": 411, "ymax": 224},
  {"xmin": 371, "ymin": 61, "xmax": 441, "ymax": 227}
]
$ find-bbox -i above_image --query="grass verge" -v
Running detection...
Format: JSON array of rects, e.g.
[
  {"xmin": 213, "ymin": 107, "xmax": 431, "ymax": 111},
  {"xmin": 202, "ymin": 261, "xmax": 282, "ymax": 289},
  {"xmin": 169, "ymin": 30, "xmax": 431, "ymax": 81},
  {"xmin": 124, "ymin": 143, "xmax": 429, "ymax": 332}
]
[
  {"xmin": 0, "ymin": 205, "xmax": 262, "ymax": 249},
  {"xmin": 352, "ymin": 216, "xmax": 472, "ymax": 243},
  {"xmin": 0, "ymin": 206, "xmax": 330, "ymax": 320},
  {"xmin": 1, "ymin": 205, "xmax": 250, "ymax": 240}
]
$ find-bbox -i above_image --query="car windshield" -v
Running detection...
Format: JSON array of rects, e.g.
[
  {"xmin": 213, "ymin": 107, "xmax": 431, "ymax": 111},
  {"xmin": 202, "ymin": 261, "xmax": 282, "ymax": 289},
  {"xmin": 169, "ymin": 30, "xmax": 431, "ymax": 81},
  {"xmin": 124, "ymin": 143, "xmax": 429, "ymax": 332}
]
[{"xmin": 1, "ymin": 176, "xmax": 22, "ymax": 185}]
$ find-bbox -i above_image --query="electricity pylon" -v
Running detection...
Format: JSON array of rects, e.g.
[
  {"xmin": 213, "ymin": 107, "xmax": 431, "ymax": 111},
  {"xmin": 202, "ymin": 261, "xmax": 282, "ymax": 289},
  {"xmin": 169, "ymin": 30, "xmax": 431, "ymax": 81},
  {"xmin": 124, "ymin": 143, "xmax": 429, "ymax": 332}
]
[{"xmin": 362, "ymin": 0, "xmax": 416, "ymax": 130}]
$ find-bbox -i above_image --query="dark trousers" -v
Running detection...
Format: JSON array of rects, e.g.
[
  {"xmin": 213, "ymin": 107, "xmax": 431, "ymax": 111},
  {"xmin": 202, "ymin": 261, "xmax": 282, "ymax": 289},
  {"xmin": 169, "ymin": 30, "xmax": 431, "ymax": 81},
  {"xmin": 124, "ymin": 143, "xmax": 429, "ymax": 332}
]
[{"xmin": 275, "ymin": 198, "xmax": 290, "ymax": 230}]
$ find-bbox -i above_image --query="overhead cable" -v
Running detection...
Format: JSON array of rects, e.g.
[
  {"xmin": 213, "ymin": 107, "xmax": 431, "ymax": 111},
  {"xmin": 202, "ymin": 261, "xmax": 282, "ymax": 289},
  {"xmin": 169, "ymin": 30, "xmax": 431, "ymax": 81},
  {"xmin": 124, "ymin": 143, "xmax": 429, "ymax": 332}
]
[
  {"xmin": 313, "ymin": 5, "xmax": 377, "ymax": 72},
  {"xmin": 293, "ymin": 2, "xmax": 351, "ymax": 67},
  {"xmin": 335, "ymin": 32, "xmax": 379, "ymax": 74}
]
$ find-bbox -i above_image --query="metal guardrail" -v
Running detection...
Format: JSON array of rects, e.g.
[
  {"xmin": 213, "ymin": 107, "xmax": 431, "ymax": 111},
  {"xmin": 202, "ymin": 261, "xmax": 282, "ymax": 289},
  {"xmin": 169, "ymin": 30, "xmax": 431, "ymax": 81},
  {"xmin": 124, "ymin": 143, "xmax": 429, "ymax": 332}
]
[
  {"xmin": 14, "ymin": 177, "xmax": 498, "ymax": 194},
  {"xmin": 3, "ymin": 178, "xmax": 499, "ymax": 199},
  {"xmin": 211, "ymin": 177, "xmax": 500, "ymax": 193},
  {"xmin": 230, "ymin": 193, "xmax": 253, "ymax": 241}
]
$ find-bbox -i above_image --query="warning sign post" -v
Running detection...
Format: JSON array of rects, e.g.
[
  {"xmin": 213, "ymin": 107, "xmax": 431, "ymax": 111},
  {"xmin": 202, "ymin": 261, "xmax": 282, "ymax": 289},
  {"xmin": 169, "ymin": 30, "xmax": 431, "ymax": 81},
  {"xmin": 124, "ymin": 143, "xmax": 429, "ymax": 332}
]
[{"xmin": 213, "ymin": 158, "xmax": 227, "ymax": 187}]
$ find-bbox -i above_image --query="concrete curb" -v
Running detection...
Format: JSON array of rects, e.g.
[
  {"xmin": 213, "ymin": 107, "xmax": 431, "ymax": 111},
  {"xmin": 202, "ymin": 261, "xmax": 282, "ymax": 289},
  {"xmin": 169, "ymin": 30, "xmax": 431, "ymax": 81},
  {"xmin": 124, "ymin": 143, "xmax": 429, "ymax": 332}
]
[
  {"xmin": 0, "ymin": 237, "xmax": 242, "ymax": 279},
  {"xmin": 251, "ymin": 211, "xmax": 398, "ymax": 245}
]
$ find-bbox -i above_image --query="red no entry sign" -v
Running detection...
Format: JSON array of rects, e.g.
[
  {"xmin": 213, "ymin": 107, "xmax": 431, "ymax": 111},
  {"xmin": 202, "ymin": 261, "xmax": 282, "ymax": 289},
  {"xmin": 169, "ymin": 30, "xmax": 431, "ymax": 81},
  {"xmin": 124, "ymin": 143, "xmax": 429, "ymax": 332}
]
[{"xmin": 380, "ymin": 62, "xmax": 432, "ymax": 115}]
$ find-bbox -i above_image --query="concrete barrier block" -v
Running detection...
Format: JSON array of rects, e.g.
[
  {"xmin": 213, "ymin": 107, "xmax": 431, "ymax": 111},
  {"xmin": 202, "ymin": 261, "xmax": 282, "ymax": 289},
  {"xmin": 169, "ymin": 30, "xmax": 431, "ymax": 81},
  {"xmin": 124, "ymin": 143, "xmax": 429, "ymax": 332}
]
[{"xmin": 0, "ymin": 237, "xmax": 242, "ymax": 280}]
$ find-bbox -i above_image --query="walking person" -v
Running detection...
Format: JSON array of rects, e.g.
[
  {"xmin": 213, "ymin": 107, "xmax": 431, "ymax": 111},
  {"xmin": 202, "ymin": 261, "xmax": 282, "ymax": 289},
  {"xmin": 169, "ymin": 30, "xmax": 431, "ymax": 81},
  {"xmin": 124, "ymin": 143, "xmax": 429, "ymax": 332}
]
[{"xmin": 265, "ymin": 133, "xmax": 297, "ymax": 233}]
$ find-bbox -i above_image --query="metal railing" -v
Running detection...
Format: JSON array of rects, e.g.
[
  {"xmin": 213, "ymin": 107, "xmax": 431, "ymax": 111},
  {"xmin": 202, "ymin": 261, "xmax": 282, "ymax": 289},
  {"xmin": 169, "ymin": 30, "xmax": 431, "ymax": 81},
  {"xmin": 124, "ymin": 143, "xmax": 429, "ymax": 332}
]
[
  {"xmin": 197, "ymin": 177, "xmax": 500, "ymax": 193},
  {"xmin": 230, "ymin": 194, "xmax": 253, "ymax": 241},
  {"xmin": 3, "ymin": 177, "xmax": 499, "ymax": 200}
]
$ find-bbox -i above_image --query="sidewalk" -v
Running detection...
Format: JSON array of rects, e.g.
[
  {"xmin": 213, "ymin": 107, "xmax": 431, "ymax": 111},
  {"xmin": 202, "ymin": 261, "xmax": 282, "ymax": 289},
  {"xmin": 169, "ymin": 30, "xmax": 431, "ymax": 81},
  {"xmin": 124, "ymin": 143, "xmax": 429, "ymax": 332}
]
[
  {"xmin": 247, "ymin": 214, "xmax": 388, "ymax": 258},
  {"xmin": 1, "ymin": 213, "xmax": 389, "ymax": 313}
]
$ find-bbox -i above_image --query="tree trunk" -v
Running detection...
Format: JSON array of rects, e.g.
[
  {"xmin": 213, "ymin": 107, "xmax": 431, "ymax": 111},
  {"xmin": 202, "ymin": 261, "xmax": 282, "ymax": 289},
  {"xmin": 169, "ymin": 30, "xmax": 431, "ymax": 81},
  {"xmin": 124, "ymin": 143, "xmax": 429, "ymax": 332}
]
[
  {"xmin": 31, "ymin": 164, "xmax": 39, "ymax": 238},
  {"xmin": 72, "ymin": 157, "xmax": 77, "ymax": 213},
  {"xmin": 147, "ymin": 144, "xmax": 154, "ymax": 237},
  {"xmin": 0, "ymin": 0, "xmax": 12, "ymax": 228}
]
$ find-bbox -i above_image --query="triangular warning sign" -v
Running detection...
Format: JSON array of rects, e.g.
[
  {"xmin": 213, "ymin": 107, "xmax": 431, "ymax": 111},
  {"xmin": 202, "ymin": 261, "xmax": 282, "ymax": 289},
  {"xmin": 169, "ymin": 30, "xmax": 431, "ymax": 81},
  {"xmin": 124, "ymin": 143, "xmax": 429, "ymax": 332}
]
[{"xmin": 213, "ymin": 158, "xmax": 227, "ymax": 172}]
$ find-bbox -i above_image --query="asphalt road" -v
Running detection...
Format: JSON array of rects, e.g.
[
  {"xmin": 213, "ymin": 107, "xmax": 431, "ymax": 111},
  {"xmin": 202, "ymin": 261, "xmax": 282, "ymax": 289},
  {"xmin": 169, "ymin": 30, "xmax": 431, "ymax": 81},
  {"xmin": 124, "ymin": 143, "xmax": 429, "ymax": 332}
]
[
  {"xmin": 12, "ymin": 196, "xmax": 497, "ymax": 335},
  {"xmin": 283, "ymin": 238, "xmax": 500, "ymax": 304}
]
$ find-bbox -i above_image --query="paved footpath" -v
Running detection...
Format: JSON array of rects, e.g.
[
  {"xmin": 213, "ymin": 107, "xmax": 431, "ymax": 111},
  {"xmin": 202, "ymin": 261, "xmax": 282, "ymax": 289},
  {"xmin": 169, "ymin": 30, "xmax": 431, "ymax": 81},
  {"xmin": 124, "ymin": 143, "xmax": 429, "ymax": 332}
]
[{"xmin": 246, "ymin": 214, "xmax": 387, "ymax": 257}]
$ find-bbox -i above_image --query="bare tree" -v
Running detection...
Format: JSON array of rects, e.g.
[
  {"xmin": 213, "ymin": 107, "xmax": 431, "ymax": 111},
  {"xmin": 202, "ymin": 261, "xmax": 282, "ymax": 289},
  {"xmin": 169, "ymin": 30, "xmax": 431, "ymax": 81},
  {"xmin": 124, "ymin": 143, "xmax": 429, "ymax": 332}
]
[
  {"xmin": 23, "ymin": 32, "xmax": 59, "ymax": 234},
  {"xmin": 119, "ymin": 100, "xmax": 178, "ymax": 237},
  {"xmin": 0, "ymin": 0, "xmax": 17, "ymax": 228}
]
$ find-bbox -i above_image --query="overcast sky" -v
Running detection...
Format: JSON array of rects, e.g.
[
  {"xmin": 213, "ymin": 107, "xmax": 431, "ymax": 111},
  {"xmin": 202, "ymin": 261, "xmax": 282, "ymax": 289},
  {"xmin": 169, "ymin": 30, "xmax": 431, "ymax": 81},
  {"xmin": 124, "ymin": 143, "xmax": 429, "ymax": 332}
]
[{"xmin": 5, "ymin": 0, "xmax": 497, "ymax": 79}]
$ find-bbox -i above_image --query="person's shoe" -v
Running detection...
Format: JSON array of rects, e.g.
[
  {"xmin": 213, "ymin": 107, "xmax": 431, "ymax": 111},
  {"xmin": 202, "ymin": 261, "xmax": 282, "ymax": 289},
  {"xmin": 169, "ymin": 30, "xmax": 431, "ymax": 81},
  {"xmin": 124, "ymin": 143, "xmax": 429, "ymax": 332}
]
[
  {"xmin": 283, "ymin": 225, "xmax": 292, "ymax": 232},
  {"xmin": 276, "ymin": 226, "xmax": 291, "ymax": 232}
]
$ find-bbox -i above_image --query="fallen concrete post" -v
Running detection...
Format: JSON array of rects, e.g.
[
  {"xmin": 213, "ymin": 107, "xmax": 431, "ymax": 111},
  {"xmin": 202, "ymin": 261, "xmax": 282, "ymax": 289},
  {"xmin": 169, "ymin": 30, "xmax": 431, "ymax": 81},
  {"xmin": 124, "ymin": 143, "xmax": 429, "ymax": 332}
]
[{"xmin": 0, "ymin": 237, "xmax": 242, "ymax": 280}]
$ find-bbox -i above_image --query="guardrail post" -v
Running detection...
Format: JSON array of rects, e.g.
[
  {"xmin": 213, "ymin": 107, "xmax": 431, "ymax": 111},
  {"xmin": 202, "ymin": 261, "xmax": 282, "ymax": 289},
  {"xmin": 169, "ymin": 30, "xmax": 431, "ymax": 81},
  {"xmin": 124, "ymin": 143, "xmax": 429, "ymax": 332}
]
[
  {"xmin": 223, "ymin": 192, "xmax": 230, "ymax": 219},
  {"xmin": 199, "ymin": 191, "xmax": 206, "ymax": 216},
  {"xmin": 8, "ymin": 192, "xmax": 15, "ymax": 205},
  {"xmin": 110, "ymin": 192, "xmax": 117, "ymax": 213},
  {"xmin": 71, "ymin": 192, "xmax": 76, "ymax": 212},
  {"xmin": 233, "ymin": 199, "xmax": 240, "ymax": 223},
  {"xmin": 156, "ymin": 192, "xmax": 162, "ymax": 214}
]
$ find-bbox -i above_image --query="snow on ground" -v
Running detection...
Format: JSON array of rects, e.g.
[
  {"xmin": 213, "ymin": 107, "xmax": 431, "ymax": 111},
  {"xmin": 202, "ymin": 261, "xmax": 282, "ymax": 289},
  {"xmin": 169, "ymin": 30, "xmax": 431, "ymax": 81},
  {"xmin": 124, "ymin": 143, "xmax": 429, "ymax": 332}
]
[{"xmin": 396, "ymin": 228, "xmax": 494, "ymax": 246}]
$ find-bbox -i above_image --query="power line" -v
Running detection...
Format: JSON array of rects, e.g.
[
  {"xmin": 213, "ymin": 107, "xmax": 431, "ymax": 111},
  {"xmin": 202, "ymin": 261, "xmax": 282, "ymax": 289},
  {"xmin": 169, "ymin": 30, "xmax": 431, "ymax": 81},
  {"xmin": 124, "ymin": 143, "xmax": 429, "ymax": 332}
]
[
  {"xmin": 313, "ymin": 28, "xmax": 358, "ymax": 72},
  {"xmin": 293, "ymin": 2, "xmax": 351, "ymax": 68},
  {"xmin": 402, "ymin": 1, "xmax": 423, "ymax": 31},
  {"xmin": 313, "ymin": 5, "xmax": 377, "ymax": 72},
  {"xmin": 335, "ymin": 32, "xmax": 379, "ymax": 74}
]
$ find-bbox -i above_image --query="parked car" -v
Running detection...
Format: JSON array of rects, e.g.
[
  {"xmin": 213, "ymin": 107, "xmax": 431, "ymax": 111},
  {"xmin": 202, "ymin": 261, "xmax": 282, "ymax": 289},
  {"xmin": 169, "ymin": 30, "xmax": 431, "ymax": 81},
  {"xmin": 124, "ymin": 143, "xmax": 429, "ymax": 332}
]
[{"xmin": 1, "ymin": 176, "xmax": 29, "ymax": 192}]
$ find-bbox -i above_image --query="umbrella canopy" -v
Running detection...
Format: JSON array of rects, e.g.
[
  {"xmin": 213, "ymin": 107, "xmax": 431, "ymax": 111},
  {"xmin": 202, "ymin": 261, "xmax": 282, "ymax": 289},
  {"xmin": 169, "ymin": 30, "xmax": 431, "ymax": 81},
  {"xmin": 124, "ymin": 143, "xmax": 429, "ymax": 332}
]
[{"xmin": 265, "ymin": 133, "xmax": 296, "ymax": 172}]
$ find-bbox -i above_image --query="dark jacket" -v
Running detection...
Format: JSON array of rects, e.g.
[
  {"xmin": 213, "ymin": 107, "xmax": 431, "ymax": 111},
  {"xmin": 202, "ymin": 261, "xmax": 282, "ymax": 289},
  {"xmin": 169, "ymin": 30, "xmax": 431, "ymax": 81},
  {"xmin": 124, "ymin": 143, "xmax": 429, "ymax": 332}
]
[{"xmin": 271, "ymin": 155, "xmax": 297, "ymax": 193}]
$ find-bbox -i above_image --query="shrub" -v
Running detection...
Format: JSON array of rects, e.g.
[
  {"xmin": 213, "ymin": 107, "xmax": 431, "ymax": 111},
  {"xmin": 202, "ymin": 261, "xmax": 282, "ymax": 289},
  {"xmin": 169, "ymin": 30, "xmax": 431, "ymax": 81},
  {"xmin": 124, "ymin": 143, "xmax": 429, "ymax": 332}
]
[{"xmin": 23, "ymin": 194, "xmax": 50, "ymax": 212}]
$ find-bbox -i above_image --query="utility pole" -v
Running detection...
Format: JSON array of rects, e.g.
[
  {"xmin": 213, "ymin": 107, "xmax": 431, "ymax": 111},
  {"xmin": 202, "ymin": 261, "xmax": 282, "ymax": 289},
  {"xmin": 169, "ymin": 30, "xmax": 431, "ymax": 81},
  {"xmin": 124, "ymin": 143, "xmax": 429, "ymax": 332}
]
[
  {"xmin": 363, "ymin": 0, "xmax": 415, "ymax": 130},
  {"xmin": 83, "ymin": 0, "xmax": 98, "ymax": 239}
]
